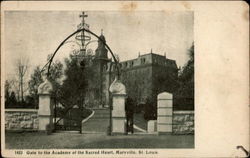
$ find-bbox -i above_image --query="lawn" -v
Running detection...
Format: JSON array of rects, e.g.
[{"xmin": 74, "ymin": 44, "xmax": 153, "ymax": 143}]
[
  {"xmin": 5, "ymin": 132, "xmax": 194, "ymax": 149},
  {"xmin": 55, "ymin": 107, "xmax": 92, "ymax": 131}
]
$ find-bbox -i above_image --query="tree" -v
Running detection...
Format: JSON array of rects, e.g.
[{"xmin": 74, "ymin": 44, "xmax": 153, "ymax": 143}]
[
  {"xmin": 143, "ymin": 97, "xmax": 157, "ymax": 120},
  {"xmin": 15, "ymin": 57, "xmax": 29, "ymax": 102},
  {"xmin": 28, "ymin": 55, "xmax": 63, "ymax": 108},
  {"xmin": 7, "ymin": 91, "xmax": 17, "ymax": 108},
  {"xmin": 179, "ymin": 43, "xmax": 194, "ymax": 82},
  {"xmin": 174, "ymin": 43, "xmax": 194, "ymax": 110},
  {"xmin": 28, "ymin": 66, "xmax": 43, "ymax": 107},
  {"xmin": 58, "ymin": 54, "xmax": 89, "ymax": 108},
  {"xmin": 5, "ymin": 80, "xmax": 11, "ymax": 107}
]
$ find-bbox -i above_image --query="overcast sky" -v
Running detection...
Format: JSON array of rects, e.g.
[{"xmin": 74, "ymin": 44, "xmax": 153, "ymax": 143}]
[{"xmin": 4, "ymin": 11, "xmax": 193, "ymax": 79}]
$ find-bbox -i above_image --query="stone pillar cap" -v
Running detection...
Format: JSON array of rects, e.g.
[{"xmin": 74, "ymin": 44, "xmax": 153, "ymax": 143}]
[
  {"xmin": 38, "ymin": 76, "xmax": 53, "ymax": 95},
  {"xmin": 109, "ymin": 77, "xmax": 126, "ymax": 95},
  {"xmin": 157, "ymin": 92, "xmax": 172, "ymax": 99}
]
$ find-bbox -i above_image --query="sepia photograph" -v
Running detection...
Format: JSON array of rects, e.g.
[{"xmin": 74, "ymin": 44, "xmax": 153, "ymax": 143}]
[{"xmin": 3, "ymin": 10, "xmax": 194, "ymax": 149}]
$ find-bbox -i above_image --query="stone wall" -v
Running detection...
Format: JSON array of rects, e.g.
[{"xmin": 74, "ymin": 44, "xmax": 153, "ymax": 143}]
[
  {"xmin": 5, "ymin": 109, "xmax": 38, "ymax": 131},
  {"xmin": 173, "ymin": 111, "xmax": 194, "ymax": 134}
]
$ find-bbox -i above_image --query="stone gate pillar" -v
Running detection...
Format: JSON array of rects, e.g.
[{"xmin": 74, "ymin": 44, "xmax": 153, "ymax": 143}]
[
  {"xmin": 38, "ymin": 76, "xmax": 53, "ymax": 131},
  {"xmin": 157, "ymin": 92, "xmax": 173, "ymax": 134},
  {"xmin": 109, "ymin": 77, "xmax": 127, "ymax": 134}
]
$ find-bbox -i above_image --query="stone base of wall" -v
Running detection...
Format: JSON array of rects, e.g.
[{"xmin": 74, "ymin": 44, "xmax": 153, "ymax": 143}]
[
  {"xmin": 173, "ymin": 111, "xmax": 194, "ymax": 134},
  {"xmin": 5, "ymin": 109, "xmax": 39, "ymax": 131}
]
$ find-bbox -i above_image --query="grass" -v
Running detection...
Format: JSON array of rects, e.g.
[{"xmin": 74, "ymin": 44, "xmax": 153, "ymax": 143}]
[
  {"xmin": 55, "ymin": 107, "xmax": 92, "ymax": 130},
  {"xmin": 5, "ymin": 132, "xmax": 194, "ymax": 149}
]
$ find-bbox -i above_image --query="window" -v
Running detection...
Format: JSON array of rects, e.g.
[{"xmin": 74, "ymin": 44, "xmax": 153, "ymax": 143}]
[{"xmin": 141, "ymin": 58, "xmax": 146, "ymax": 64}]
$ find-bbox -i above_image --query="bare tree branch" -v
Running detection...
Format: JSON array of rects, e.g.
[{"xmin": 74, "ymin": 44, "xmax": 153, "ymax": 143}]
[{"xmin": 15, "ymin": 57, "xmax": 29, "ymax": 102}]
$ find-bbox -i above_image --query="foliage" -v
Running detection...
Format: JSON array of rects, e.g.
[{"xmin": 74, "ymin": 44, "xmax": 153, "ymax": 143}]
[
  {"xmin": 28, "ymin": 55, "xmax": 63, "ymax": 108},
  {"xmin": 4, "ymin": 80, "xmax": 28, "ymax": 108},
  {"xmin": 5, "ymin": 80, "xmax": 11, "ymax": 105},
  {"xmin": 179, "ymin": 44, "xmax": 194, "ymax": 83},
  {"xmin": 5, "ymin": 90, "xmax": 35, "ymax": 109},
  {"xmin": 58, "ymin": 54, "xmax": 90, "ymax": 108},
  {"xmin": 47, "ymin": 60, "xmax": 64, "ymax": 97},
  {"xmin": 5, "ymin": 91, "xmax": 17, "ymax": 108},
  {"xmin": 143, "ymin": 97, "xmax": 157, "ymax": 120},
  {"xmin": 28, "ymin": 66, "xmax": 43, "ymax": 107},
  {"xmin": 155, "ymin": 68, "xmax": 179, "ymax": 95},
  {"xmin": 174, "ymin": 43, "xmax": 194, "ymax": 110}
]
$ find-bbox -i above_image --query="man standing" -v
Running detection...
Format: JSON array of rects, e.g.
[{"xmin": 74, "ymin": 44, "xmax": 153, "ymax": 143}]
[{"xmin": 125, "ymin": 97, "xmax": 134, "ymax": 134}]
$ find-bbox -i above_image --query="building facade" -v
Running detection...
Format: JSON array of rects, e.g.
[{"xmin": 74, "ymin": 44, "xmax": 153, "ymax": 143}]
[{"xmin": 86, "ymin": 34, "xmax": 178, "ymax": 108}]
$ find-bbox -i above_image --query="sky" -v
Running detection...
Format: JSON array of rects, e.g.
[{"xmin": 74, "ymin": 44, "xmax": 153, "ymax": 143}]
[{"xmin": 4, "ymin": 11, "xmax": 193, "ymax": 79}]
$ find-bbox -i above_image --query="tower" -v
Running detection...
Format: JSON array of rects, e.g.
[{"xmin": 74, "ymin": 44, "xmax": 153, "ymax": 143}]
[
  {"xmin": 95, "ymin": 30, "xmax": 108, "ymax": 59},
  {"xmin": 93, "ymin": 31, "xmax": 110, "ymax": 107}
]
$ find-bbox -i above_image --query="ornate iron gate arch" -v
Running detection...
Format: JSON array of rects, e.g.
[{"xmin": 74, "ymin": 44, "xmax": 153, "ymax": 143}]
[
  {"xmin": 41, "ymin": 28, "xmax": 120, "ymax": 78},
  {"xmin": 40, "ymin": 27, "xmax": 120, "ymax": 134}
]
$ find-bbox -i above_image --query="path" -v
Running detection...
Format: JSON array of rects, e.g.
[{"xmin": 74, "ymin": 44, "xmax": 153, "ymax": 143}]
[
  {"xmin": 81, "ymin": 108, "xmax": 110, "ymax": 133},
  {"xmin": 6, "ymin": 132, "xmax": 194, "ymax": 149},
  {"xmin": 81, "ymin": 108, "xmax": 148, "ymax": 134}
]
